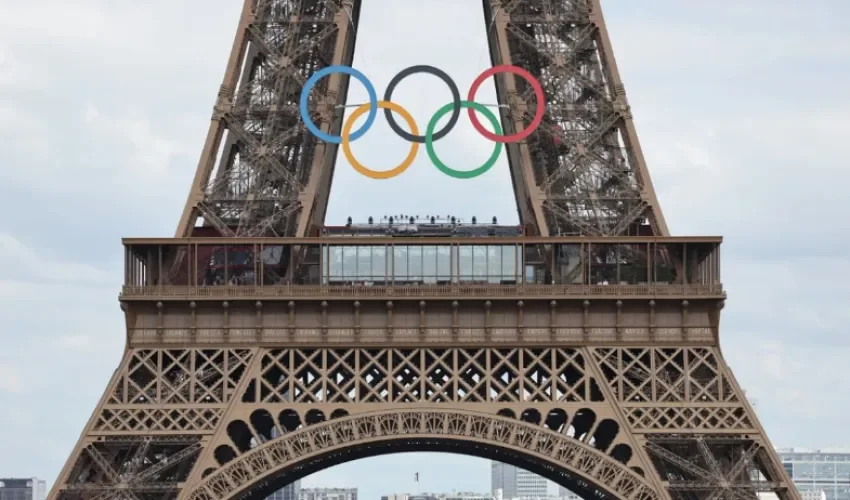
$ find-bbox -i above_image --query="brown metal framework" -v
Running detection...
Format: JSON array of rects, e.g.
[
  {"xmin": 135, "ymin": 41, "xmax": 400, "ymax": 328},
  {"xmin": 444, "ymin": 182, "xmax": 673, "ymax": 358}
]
[{"xmin": 49, "ymin": 1, "xmax": 797, "ymax": 500}]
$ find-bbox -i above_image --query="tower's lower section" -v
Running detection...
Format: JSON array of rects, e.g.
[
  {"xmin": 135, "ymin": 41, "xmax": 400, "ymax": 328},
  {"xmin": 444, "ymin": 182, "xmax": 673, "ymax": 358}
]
[{"xmin": 50, "ymin": 345, "xmax": 798, "ymax": 500}]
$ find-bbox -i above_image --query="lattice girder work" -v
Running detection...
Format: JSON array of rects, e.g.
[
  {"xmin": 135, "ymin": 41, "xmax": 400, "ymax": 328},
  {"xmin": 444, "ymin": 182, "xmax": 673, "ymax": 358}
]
[
  {"xmin": 177, "ymin": 0, "xmax": 362, "ymax": 239},
  {"xmin": 51, "ymin": 345, "xmax": 798, "ymax": 500},
  {"xmin": 57, "ymin": 436, "xmax": 203, "ymax": 500},
  {"xmin": 483, "ymin": 0, "xmax": 668, "ymax": 237},
  {"xmin": 239, "ymin": 347, "xmax": 607, "ymax": 404},
  {"xmin": 646, "ymin": 436, "xmax": 792, "ymax": 500}
]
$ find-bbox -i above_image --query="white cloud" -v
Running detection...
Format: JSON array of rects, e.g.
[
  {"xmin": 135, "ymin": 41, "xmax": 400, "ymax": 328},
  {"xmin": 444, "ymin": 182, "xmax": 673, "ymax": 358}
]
[
  {"xmin": 82, "ymin": 102, "xmax": 191, "ymax": 178},
  {"xmin": 0, "ymin": 101, "xmax": 50, "ymax": 161},
  {"xmin": 758, "ymin": 343, "xmax": 784, "ymax": 381},
  {"xmin": 615, "ymin": 27, "xmax": 850, "ymax": 70},
  {"xmin": 727, "ymin": 340, "xmax": 850, "ymax": 423},
  {"xmin": 0, "ymin": 45, "xmax": 45, "ymax": 89},
  {"xmin": 0, "ymin": 363, "xmax": 23, "ymax": 393},
  {"xmin": 0, "ymin": 1, "xmax": 118, "ymax": 42},
  {"xmin": 0, "ymin": 102, "xmax": 199, "ymax": 202},
  {"xmin": 609, "ymin": 1, "xmax": 850, "ymax": 74},
  {"xmin": 0, "ymin": 233, "xmax": 110, "ymax": 284},
  {"xmin": 53, "ymin": 334, "xmax": 110, "ymax": 353},
  {"xmin": 0, "ymin": 0, "xmax": 241, "ymax": 72}
]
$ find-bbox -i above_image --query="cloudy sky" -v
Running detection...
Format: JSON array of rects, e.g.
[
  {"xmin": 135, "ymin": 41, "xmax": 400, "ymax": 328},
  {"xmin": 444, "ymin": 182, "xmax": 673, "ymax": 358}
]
[{"xmin": 1, "ymin": 0, "xmax": 849, "ymax": 497}]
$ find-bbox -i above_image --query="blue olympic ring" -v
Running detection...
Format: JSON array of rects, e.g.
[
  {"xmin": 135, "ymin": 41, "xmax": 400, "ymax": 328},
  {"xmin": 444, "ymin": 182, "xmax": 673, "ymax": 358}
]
[{"xmin": 299, "ymin": 65, "xmax": 378, "ymax": 144}]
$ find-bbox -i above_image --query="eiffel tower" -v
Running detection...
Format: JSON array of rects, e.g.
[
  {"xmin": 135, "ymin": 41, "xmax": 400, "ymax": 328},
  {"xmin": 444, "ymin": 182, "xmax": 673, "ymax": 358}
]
[{"xmin": 49, "ymin": 1, "xmax": 800, "ymax": 499}]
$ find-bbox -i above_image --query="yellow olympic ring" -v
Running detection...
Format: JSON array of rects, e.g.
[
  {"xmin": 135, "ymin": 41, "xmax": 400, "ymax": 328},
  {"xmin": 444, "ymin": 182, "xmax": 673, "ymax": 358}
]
[{"xmin": 341, "ymin": 100, "xmax": 419, "ymax": 180}]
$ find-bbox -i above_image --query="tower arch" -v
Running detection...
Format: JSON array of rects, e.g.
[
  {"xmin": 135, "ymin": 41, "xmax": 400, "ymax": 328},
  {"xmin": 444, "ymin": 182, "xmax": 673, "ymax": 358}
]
[{"xmin": 185, "ymin": 409, "xmax": 659, "ymax": 500}]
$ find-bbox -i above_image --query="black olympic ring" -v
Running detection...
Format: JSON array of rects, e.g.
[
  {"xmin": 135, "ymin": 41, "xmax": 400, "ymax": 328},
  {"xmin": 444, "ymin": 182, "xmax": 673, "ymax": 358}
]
[{"xmin": 382, "ymin": 65, "xmax": 462, "ymax": 144}]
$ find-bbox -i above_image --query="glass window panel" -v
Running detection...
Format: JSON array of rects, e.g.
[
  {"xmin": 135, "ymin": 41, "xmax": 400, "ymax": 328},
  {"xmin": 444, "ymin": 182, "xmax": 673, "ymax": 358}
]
[
  {"xmin": 815, "ymin": 463, "xmax": 835, "ymax": 478},
  {"xmin": 342, "ymin": 246, "xmax": 357, "ymax": 278},
  {"xmin": 321, "ymin": 246, "xmax": 329, "ymax": 284},
  {"xmin": 459, "ymin": 246, "xmax": 473, "ymax": 280},
  {"xmin": 555, "ymin": 244, "xmax": 583, "ymax": 284},
  {"xmin": 232, "ymin": 249, "xmax": 252, "ymax": 265},
  {"xmin": 357, "ymin": 246, "xmax": 372, "ymax": 280},
  {"xmin": 436, "ymin": 246, "xmax": 451, "ymax": 282},
  {"xmin": 783, "ymin": 463, "xmax": 793, "ymax": 477},
  {"xmin": 501, "ymin": 245, "xmax": 517, "ymax": 279},
  {"xmin": 212, "ymin": 248, "xmax": 226, "ymax": 266},
  {"xmin": 423, "ymin": 246, "xmax": 438, "ymax": 283},
  {"xmin": 795, "ymin": 463, "xmax": 814, "ymax": 478},
  {"xmin": 487, "ymin": 246, "xmax": 502, "ymax": 283},
  {"xmin": 393, "ymin": 246, "xmax": 409, "ymax": 281},
  {"xmin": 329, "ymin": 247, "xmax": 343, "ymax": 278},
  {"xmin": 409, "ymin": 246, "xmax": 423, "ymax": 281},
  {"xmin": 372, "ymin": 246, "xmax": 386, "ymax": 281},
  {"xmin": 472, "ymin": 246, "xmax": 487, "ymax": 279},
  {"xmin": 345, "ymin": 247, "xmax": 354, "ymax": 279}
]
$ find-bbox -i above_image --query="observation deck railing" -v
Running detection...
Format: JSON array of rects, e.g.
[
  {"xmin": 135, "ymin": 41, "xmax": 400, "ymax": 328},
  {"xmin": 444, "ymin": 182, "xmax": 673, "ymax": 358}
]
[
  {"xmin": 121, "ymin": 283, "xmax": 723, "ymax": 299},
  {"xmin": 121, "ymin": 235, "xmax": 724, "ymax": 300}
]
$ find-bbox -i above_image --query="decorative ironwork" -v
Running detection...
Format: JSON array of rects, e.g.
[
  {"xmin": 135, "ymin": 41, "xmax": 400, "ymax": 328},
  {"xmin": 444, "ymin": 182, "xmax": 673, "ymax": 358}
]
[
  {"xmin": 189, "ymin": 409, "xmax": 657, "ymax": 500},
  {"xmin": 238, "ymin": 347, "xmax": 604, "ymax": 403}
]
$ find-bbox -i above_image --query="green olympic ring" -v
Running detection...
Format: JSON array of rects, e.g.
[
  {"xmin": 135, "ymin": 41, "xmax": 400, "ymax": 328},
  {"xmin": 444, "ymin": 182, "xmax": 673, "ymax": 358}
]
[{"xmin": 426, "ymin": 101, "xmax": 503, "ymax": 179}]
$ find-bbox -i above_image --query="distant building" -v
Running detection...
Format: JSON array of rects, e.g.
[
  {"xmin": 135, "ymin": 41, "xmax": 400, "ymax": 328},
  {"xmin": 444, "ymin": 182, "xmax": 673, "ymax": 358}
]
[
  {"xmin": 381, "ymin": 494, "xmax": 414, "ymax": 500},
  {"xmin": 381, "ymin": 492, "xmax": 490, "ymax": 500},
  {"xmin": 0, "ymin": 477, "xmax": 47, "ymax": 500},
  {"xmin": 266, "ymin": 481, "xmax": 300, "ymax": 500},
  {"xmin": 382, "ymin": 494, "xmax": 435, "ymax": 500},
  {"xmin": 776, "ymin": 448, "xmax": 850, "ymax": 500},
  {"xmin": 442, "ymin": 494, "xmax": 491, "ymax": 500},
  {"xmin": 758, "ymin": 491, "xmax": 826, "ymax": 500},
  {"xmin": 300, "ymin": 487, "xmax": 357, "ymax": 500},
  {"xmin": 491, "ymin": 462, "xmax": 547, "ymax": 499},
  {"xmin": 802, "ymin": 491, "xmax": 829, "ymax": 500},
  {"xmin": 557, "ymin": 486, "xmax": 580, "ymax": 500},
  {"xmin": 381, "ymin": 488, "xmax": 571, "ymax": 500}
]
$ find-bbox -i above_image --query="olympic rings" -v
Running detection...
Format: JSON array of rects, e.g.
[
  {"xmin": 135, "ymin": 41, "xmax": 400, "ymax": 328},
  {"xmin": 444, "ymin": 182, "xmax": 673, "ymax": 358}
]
[
  {"xmin": 342, "ymin": 100, "xmax": 419, "ymax": 180},
  {"xmin": 427, "ymin": 101, "xmax": 502, "ymax": 179},
  {"xmin": 300, "ymin": 65, "xmax": 378, "ymax": 144},
  {"xmin": 299, "ymin": 64, "xmax": 545, "ymax": 178},
  {"xmin": 467, "ymin": 65, "xmax": 545, "ymax": 143},
  {"xmin": 383, "ymin": 65, "xmax": 461, "ymax": 144}
]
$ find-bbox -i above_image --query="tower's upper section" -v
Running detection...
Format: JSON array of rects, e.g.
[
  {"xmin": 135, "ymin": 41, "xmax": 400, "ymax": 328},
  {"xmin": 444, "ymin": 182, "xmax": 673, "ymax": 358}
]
[
  {"xmin": 173, "ymin": 0, "xmax": 670, "ymax": 241},
  {"xmin": 119, "ymin": 0, "xmax": 723, "ymax": 348}
]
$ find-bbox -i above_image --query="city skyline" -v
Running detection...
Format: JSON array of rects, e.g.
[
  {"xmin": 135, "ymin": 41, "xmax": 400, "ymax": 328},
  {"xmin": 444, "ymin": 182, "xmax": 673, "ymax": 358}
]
[
  {"xmin": 8, "ymin": 456, "xmax": 846, "ymax": 500},
  {"xmin": 1, "ymin": 0, "xmax": 849, "ymax": 499}
]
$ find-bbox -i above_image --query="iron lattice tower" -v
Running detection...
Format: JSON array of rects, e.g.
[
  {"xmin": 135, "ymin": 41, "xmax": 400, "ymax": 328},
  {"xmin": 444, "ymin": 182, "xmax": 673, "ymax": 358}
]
[{"xmin": 49, "ymin": 1, "xmax": 799, "ymax": 500}]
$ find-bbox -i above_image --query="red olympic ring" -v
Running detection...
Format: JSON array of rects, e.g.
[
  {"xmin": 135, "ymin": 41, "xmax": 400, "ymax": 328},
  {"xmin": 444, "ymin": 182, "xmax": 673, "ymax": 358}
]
[{"xmin": 467, "ymin": 65, "xmax": 546, "ymax": 143}]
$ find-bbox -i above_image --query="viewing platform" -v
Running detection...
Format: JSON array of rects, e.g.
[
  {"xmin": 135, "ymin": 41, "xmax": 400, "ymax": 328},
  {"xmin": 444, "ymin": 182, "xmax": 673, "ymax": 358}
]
[{"xmin": 120, "ymin": 235, "xmax": 724, "ymax": 302}]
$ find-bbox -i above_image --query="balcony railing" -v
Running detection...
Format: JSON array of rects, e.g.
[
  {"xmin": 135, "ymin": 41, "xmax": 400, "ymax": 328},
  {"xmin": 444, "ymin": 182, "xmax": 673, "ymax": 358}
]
[
  {"xmin": 122, "ymin": 235, "xmax": 723, "ymax": 297},
  {"xmin": 121, "ymin": 282, "xmax": 724, "ymax": 299}
]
